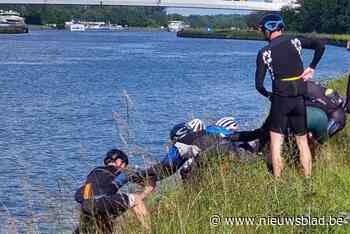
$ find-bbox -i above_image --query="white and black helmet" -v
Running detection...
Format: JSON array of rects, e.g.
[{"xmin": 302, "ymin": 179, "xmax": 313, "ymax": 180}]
[
  {"xmin": 187, "ymin": 118, "xmax": 205, "ymax": 132},
  {"xmin": 170, "ymin": 123, "xmax": 193, "ymax": 141},
  {"xmin": 215, "ymin": 117, "xmax": 238, "ymax": 130}
]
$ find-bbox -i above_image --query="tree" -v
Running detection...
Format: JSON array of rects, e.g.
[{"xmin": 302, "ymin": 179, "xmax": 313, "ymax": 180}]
[
  {"xmin": 281, "ymin": 0, "xmax": 350, "ymax": 34},
  {"xmin": 245, "ymin": 12, "xmax": 270, "ymax": 29},
  {"xmin": 0, "ymin": 4, "xmax": 168, "ymax": 27}
]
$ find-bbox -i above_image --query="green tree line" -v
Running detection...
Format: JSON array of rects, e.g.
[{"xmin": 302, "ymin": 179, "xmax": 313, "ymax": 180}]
[
  {"xmin": 0, "ymin": 4, "xmax": 249, "ymax": 29},
  {"xmin": 168, "ymin": 13, "xmax": 247, "ymax": 29},
  {"xmin": 219, "ymin": 0, "xmax": 350, "ymax": 35},
  {"xmin": 281, "ymin": 0, "xmax": 350, "ymax": 34},
  {"xmin": 0, "ymin": 5, "xmax": 168, "ymax": 28}
]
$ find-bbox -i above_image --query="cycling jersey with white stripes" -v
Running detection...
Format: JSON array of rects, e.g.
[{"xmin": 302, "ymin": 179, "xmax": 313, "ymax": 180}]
[{"xmin": 255, "ymin": 35, "xmax": 325, "ymax": 97}]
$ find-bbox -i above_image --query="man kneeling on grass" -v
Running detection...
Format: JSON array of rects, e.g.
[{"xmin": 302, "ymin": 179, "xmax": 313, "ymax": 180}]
[{"xmin": 73, "ymin": 149, "xmax": 155, "ymax": 234}]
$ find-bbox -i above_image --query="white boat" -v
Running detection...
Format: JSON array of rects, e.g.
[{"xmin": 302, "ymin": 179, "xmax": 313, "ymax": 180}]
[
  {"xmin": 65, "ymin": 20, "xmax": 125, "ymax": 32},
  {"xmin": 70, "ymin": 23, "xmax": 85, "ymax": 32},
  {"xmin": 65, "ymin": 21, "xmax": 85, "ymax": 32},
  {"xmin": 167, "ymin": 20, "xmax": 189, "ymax": 32},
  {"xmin": 85, "ymin": 21, "xmax": 111, "ymax": 31},
  {"xmin": 85, "ymin": 22, "xmax": 124, "ymax": 31},
  {"xmin": 110, "ymin": 24, "xmax": 124, "ymax": 31},
  {"xmin": 0, "ymin": 10, "xmax": 28, "ymax": 33}
]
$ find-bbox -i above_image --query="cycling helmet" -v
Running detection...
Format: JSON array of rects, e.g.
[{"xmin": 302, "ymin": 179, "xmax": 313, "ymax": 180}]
[
  {"xmin": 104, "ymin": 149, "xmax": 129, "ymax": 166},
  {"xmin": 187, "ymin": 118, "xmax": 205, "ymax": 132},
  {"xmin": 215, "ymin": 117, "xmax": 239, "ymax": 130},
  {"xmin": 170, "ymin": 122, "xmax": 194, "ymax": 141},
  {"xmin": 258, "ymin": 14, "xmax": 285, "ymax": 32},
  {"xmin": 325, "ymin": 88, "xmax": 345, "ymax": 107}
]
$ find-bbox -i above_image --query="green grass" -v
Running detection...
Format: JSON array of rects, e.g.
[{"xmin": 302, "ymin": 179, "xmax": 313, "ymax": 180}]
[{"xmin": 114, "ymin": 76, "xmax": 350, "ymax": 234}]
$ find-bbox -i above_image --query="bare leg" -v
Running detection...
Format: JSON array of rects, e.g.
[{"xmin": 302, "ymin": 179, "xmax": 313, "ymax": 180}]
[
  {"xmin": 129, "ymin": 182, "xmax": 155, "ymax": 230},
  {"xmin": 131, "ymin": 194, "xmax": 151, "ymax": 230},
  {"xmin": 295, "ymin": 134, "xmax": 312, "ymax": 177},
  {"xmin": 307, "ymin": 133, "xmax": 318, "ymax": 160},
  {"xmin": 266, "ymin": 145, "xmax": 273, "ymax": 174},
  {"xmin": 270, "ymin": 131, "xmax": 284, "ymax": 178}
]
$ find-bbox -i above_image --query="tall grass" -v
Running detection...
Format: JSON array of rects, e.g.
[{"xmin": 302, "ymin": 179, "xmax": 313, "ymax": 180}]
[{"xmin": 116, "ymin": 77, "xmax": 350, "ymax": 234}]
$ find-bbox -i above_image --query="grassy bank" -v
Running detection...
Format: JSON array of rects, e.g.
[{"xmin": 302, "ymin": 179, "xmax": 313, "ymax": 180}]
[
  {"xmin": 114, "ymin": 76, "xmax": 350, "ymax": 234},
  {"xmin": 177, "ymin": 29, "xmax": 350, "ymax": 48}
]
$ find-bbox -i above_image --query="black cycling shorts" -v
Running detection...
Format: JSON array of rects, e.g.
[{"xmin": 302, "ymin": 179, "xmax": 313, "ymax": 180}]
[
  {"xmin": 81, "ymin": 193, "xmax": 131, "ymax": 217},
  {"xmin": 269, "ymin": 95, "xmax": 307, "ymax": 136}
]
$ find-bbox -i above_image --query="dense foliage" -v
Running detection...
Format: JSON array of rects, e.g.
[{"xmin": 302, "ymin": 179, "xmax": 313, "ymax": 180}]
[
  {"xmin": 168, "ymin": 13, "xmax": 248, "ymax": 29},
  {"xmin": 281, "ymin": 0, "xmax": 350, "ymax": 34},
  {"xmin": 0, "ymin": 4, "xmax": 248, "ymax": 29},
  {"xmin": 231, "ymin": 0, "xmax": 350, "ymax": 34},
  {"xmin": 0, "ymin": 5, "xmax": 168, "ymax": 28}
]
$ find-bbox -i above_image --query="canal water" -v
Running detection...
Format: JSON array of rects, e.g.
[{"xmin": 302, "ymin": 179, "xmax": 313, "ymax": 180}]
[{"xmin": 0, "ymin": 30, "xmax": 349, "ymax": 233}]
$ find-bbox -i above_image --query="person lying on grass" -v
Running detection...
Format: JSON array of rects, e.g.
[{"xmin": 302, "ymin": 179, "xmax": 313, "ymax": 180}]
[{"xmin": 126, "ymin": 117, "xmax": 256, "ymax": 185}]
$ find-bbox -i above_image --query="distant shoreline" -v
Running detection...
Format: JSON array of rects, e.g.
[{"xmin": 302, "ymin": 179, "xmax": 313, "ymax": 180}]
[
  {"xmin": 28, "ymin": 24, "xmax": 167, "ymax": 32},
  {"xmin": 177, "ymin": 29, "xmax": 350, "ymax": 49}
]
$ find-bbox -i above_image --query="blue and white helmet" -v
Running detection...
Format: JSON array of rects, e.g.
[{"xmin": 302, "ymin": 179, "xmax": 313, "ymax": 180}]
[
  {"xmin": 215, "ymin": 117, "xmax": 239, "ymax": 130},
  {"xmin": 187, "ymin": 118, "xmax": 205, "ymax": 132},
  {"xmin": 258, "ymin": 14, "xmax": 285, "ymax": 32},
  {"xmin": 170, "ymin": 123, "xmax": 194, "ymax": 141}
]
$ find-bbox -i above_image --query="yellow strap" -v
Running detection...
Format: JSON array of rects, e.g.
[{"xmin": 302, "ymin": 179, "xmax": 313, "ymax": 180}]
[{"xmin": 281, "ymin": 76, "xmax": 301, "ymax": 81}]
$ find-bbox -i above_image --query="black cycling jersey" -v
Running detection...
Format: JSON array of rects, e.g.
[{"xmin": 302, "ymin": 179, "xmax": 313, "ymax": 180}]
[
  {"xmin": 256, "ymin": 35, "xmax": 325, "ymax": 97},
  {"xmin": 75, "ymin": 166, "xmax": 132, "ymax": 219}
]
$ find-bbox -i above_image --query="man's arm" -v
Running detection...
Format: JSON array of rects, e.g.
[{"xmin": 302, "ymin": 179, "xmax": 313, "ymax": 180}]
[
  {"xmin": 235, "ymin": 128, "xmax": 265, "ymax": 142},
  {"xmin": 255, "ymin": 50, "xmax": 270, "ymax": 98},
  {"xmin": 115, "ymin": 171, "xmax": 129, "ymax": 188},
  {"xmin": 298, "ymin": 37, "xmax": 325, "ymax": 81},
  {"xmin": 138, "ymin": 178, "xmax": 156, "ymax": 200},
  {"xmin": 130, "ymin": 179, "xmax": 156, "ymax": 230},
  {"xmin": 230, "ymin": 115, "xmax": 270, "ymax": 142},
  {"xmin": 298, "ymin": 37, "xmax": 326, "ymax": 69}
]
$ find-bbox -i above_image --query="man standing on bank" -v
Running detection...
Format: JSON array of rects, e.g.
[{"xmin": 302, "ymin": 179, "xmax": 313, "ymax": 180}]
[{"xmin": 255, "ymin": 14, "xmax": 325, "ymax": 181}]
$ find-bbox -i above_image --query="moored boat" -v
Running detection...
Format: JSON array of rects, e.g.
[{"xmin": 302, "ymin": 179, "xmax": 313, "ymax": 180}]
[
  {"xmin": 0, "ymin": 10, "xmax": 28, "ymax": 34},
  {"xmin": 65, "ymin": 21, "xmax": 85, "ymax": 32},
  {"xmin": 65, "ymin": 20, "xmax": 124, "ymax": 32},
  {"xmin": 167, "ymin": 21, "xmax": 189, "ymax": 32}
]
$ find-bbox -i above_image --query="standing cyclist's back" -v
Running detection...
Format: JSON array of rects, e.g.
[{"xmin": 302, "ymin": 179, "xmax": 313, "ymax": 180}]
[{"xmin": 256, "ymin": 35, "xmax": 325, "ymax": 98}]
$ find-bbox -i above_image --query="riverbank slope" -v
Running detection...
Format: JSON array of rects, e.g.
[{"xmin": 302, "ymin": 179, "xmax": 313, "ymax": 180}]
[{"xmin": 116, "ymin": 76, "xmax": 350, "ymax": 233}]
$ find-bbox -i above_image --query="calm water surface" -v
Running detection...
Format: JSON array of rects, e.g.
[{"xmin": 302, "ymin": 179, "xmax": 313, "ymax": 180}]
[{"xmin": 0, "ymin": 30, "xmax": 349, "ymax": 233}]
